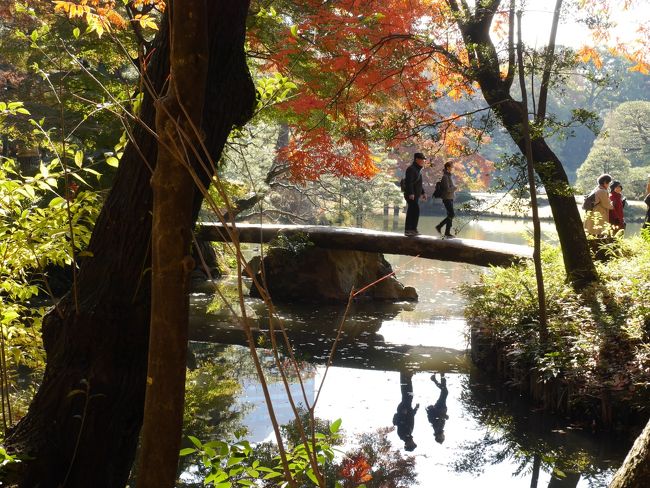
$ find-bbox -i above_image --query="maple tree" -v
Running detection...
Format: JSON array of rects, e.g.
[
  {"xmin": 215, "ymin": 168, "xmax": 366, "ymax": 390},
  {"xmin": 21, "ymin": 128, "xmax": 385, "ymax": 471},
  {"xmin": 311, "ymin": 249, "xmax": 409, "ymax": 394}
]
[{"xmin": 245, "ymin": 0, "xmax": 649, "ymax": 285}]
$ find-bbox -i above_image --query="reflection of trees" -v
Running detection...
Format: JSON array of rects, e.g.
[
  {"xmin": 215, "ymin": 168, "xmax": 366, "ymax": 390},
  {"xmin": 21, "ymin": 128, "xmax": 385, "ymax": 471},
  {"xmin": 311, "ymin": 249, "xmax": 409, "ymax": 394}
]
[
  {"xmin": 177, "ymin": 343, "xmax": 251, "ymax": 487},
  {"xmin": 453, "ymin": 371, "xmax": 628, "ymax": 487}
]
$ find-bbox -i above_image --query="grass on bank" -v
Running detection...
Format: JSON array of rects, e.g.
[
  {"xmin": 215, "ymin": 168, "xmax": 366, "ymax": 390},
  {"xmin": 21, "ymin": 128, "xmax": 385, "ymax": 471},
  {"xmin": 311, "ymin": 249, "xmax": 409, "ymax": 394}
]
[{"xmin": 460, "ymin": 231, "xmax": 650, "ymax": 423}]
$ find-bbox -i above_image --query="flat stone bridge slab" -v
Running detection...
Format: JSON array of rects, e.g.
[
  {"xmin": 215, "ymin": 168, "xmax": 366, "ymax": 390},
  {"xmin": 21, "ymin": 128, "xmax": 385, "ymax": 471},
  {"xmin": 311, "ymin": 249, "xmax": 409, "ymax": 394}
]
[{"xmin": 197, "ymin": 223, "xmax": 532, "ymax": 267}]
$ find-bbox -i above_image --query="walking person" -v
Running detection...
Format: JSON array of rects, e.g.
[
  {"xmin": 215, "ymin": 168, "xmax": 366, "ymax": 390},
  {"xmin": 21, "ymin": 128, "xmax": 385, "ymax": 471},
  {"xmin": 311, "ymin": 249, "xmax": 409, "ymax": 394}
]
[
  {"xmin": 403, "ymin": 152, "xmax": 428, "ymax": 236},
  {"xmin": 435, "ymin": 161, "xmax": 457, "ymax": 238},
  {"xmin": 426, "ymin": 373, "xmax": 449, "ymax": 444},
  {"xmin": 608, "ymin": 180, "xmax": 626, "ymax": 234},
  {"xmin": 642, "ymin": 175, "xmax": 650, "ymax": 230},
  {"xmin": 584, "ymin": 173, "xmax": 613, "ymax": 236},
  {"xmin": 392, "ymin": 370, "xmax": 419, "ymax": 451},
  {"xmin": 641, "ymin": 191, "xmax": 650, "ymax": 229}
]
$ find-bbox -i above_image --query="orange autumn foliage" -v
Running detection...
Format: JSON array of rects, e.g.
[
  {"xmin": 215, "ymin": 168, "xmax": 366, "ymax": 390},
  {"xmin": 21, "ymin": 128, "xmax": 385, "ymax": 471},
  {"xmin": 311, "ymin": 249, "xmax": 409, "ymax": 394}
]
[
  {"xmin": 339, "ymin": 453, "xmax": 373, "ymax": 486},
  {"xmin": 51, "ymin": 0, "xmax": 649, "ymax": 182},
  {"xmin": 52, "ymin": 0, "xmax": 163, "ymax": 36},
  {"xmin": 278, "ymin": 128, "xmax": 378, "ymax": 183}
]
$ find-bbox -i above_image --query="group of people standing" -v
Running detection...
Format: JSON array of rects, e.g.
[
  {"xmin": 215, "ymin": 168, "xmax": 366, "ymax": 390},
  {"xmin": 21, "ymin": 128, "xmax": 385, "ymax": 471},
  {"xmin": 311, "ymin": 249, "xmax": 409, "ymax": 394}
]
[
  {"xmin": 403, "ymin": 152, "xmax": 457, "ymax": 238},
  {"xmin": 583, "ymin": 173, "xmax": 626, "ymax": 236}
]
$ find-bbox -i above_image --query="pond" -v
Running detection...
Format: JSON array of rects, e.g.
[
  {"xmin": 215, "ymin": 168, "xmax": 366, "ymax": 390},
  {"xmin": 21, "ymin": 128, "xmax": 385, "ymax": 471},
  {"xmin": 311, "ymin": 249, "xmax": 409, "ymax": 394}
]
[{"xmin": 186, "ymin": 216, "xmax": 642, "ymax": 487}]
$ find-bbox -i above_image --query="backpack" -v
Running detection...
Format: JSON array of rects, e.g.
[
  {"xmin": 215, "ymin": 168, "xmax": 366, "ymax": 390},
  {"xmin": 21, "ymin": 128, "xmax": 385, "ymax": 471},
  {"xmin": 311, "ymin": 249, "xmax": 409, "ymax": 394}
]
[
  {"xmin": 582, "ymin": 191, "xmax": 596, "ymax": 211},
  {"xmin": 433, "ymin": 180, "xmax": 443, "ymax": 199}
]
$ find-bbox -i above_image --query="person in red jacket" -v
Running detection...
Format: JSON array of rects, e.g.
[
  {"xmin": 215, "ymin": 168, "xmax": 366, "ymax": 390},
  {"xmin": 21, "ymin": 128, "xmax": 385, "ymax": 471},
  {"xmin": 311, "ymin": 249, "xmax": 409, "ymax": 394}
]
[{"xmin": 609, "ymin": 180, "xmax": 626, "ymax": 234}]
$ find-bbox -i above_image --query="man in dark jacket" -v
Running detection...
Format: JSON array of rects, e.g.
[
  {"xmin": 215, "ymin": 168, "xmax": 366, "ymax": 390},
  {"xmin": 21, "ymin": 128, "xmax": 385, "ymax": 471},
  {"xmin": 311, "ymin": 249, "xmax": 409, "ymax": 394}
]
[
  {"xmin": 403, "ymin": 152, "xmax": 428, "ymax": 236},
  {"xmin": 435, "ymin": 161, "xmax": 457, "ymax": 238},
  {"xmin": 392, "ymin": 370, "xmax": 419, "ymax": 451}
]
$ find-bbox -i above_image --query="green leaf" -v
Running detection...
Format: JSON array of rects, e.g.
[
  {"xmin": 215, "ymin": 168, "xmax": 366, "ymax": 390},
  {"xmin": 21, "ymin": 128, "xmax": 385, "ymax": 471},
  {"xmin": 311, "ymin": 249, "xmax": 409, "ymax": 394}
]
[
  {"xmin": 290, "ymin": 25, "xmax": 298, "ymax": 38},
  {"xmin": 74, "ymin": 151, "xmax": 84, "ymax": 167},
  {"xmin": 106, "ymin": 156, "xmax": 119, "ymax": 168},
  {"xmin": 73, "ymin": 27, "xmax": 81, "ymax": 39},
  {"xmin": 179, "ymin": 448, "xmax": 196, "ymax": 456},
  {"xmin": 188, "ymin": 435, "xmax": 203, "ymax": 449},
  {"xmin": 262, "ymin": 471, "xmax": 282, "ymax": 479},
  {"xmin": 330, "ymin": 418, "xmax": 342, "ymax": 433},
  {"xmin": 226, "ymin": 456, "xmax": 244, "ymax": 467},
  {"xmin": 306, "ymin": 469, "xmax": 319, "ymax": 484}
]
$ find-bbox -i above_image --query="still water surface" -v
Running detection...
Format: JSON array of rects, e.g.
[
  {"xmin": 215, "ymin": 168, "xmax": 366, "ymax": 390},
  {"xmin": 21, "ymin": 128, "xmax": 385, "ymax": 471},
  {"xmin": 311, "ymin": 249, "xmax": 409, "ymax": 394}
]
[{"xmin": 188, "ymin": 216, "xmax": 641, "ymax": 487}]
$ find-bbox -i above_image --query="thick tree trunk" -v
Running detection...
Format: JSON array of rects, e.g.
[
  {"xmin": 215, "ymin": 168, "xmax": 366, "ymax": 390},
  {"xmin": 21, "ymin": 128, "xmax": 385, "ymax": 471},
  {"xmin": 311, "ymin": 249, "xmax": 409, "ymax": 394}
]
[
  {"xmin": 609, "ymin": 418, "xmax": 650, "ymax": 488},
  {"xmin": 480, "ymin": 91, "xmax": 597, "ymax": 286},
  {"xmin": 450, "ymin": 0, "xmax": 598, "ymax": 286},
  {"xmin": 3, "ymin": 3, "xmax": 255, "ymax": 487},
  {"xmin": 137, "ymin": 1, "xmax": 208, "ymax": 487}
]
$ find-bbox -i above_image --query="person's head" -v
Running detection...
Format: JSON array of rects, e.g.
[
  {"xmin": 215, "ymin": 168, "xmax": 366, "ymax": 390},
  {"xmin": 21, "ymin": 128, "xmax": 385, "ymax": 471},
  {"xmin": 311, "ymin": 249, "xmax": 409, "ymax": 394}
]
[
  {"xmin": 413, "ymin": 152, "xmax": 427, "ymax": 167},
  {"xmin": 434, "ymin": 432, "xmax": 445, "ymax": 444},
  {"xmin": 404, "ymin": 437, "xmax": 417, "ymax": 451},
  {"xmin": 610, "ymin": 180, "xmax": 623, "ymax": 193},
  {"xmin": 597, "ymin": 174, "xmax": 612, "ymax": 188},
  {"xmin": 444, "ymin": 161, "xmax": 454, "ymax": 172}
]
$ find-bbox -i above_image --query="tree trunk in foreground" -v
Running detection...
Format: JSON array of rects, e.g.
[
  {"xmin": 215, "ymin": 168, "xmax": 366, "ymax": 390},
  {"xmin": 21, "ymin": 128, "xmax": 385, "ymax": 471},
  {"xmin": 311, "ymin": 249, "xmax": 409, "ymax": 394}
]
[
  {"xmin": 3, "ymin": 3, "xmax": 255, "ymax": 487},
  {"xmin": 138, "ymin": 0, "xmax": 208, "ymax": 486},
  {"xmin": 449, "ymin": 0, "xmax": 598, "ymax": 286},
  {"xmin": 609, "ymin": 418, "xmax": 650, "ymax": 488}
]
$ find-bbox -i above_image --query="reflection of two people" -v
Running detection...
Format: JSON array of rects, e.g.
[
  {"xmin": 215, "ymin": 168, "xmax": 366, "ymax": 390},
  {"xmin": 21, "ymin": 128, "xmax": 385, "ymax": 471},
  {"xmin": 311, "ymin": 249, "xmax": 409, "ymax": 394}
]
[
  {"xmin": 426, "ymin": 373, "xmax": 449, "ymax": 444},
  {"xmin": 393, "ymin": 370, "xmax": 419, "ymax": 451},
  {"xmin": 393, "ymin": 371, "xmax": 449, "ymax": 451}
]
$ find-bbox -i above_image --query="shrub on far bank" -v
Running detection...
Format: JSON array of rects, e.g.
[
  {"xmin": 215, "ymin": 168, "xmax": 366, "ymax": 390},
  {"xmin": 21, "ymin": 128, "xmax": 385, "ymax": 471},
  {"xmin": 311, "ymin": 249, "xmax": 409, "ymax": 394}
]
[{"xmin": 460, "ymin": 234, "xmax": 650, "ymax": 425}]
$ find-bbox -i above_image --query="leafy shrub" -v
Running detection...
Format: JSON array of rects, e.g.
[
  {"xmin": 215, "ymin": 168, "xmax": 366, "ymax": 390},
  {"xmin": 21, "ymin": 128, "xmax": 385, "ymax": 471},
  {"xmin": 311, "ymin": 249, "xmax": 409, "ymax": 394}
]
[{"xmin": 460, "ymin": 238, "xmax": 650, "ymax": 416}]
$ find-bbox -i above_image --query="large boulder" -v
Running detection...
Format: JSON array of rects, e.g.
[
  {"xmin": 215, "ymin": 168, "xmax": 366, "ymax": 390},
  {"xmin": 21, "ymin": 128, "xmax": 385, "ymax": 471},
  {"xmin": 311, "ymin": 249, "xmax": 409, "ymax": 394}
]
[{"xmin": 249, "ymin": 247, "xmax": 418, "ymax": 302}]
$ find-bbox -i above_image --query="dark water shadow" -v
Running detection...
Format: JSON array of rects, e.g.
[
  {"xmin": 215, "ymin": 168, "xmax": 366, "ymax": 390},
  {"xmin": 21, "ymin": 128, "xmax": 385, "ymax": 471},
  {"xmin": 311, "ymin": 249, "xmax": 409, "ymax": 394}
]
[{"xmin": 189, "ymin": 294, "xmax": 469, "ymax": 373}]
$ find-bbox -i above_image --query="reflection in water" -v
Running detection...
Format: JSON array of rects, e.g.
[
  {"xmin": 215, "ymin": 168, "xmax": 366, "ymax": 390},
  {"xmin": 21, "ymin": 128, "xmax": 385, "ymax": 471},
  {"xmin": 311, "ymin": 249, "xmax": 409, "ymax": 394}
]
[
  {"xmin": 392, "ymin": 370, "xmax": 420, "ymax": 451},
  {"xmin": 187, "ymin": 217, "xmax": 634, "ymax": 487},
  {"xmin": 452, "ymin": 370, "xmax": 629, "ymax": 487},
  {"xmin": 190, "ymin": 294, "xmax": 469, "ymax": 373},
  {"xmin": 426, "ymin": 373, "xmax": 449, "ymax": 444}
]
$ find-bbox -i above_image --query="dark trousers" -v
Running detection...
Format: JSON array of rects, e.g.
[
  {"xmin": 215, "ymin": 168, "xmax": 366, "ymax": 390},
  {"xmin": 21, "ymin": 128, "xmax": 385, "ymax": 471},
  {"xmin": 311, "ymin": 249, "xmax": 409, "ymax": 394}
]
[
  {"xmin": 438, "ymin": 199, "xmax": 455, "ymax": 234},
  {"xmin": 405, "ymin": 198, "xmax": 420, "ymax": 231}
]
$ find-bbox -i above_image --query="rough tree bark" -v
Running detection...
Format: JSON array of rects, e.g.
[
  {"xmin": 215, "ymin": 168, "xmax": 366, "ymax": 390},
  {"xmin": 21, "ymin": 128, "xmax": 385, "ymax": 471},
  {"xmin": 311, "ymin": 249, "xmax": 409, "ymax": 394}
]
[
  {"xmin": 137, "ymin": 1, "xmax": 208, "ymax": 487},
  {"xmin": 3, "ymin": 2, "xmax": 255, "ymax": 487},
  {"xmin": 446, "ymin": 0, "xmax": 598, "ymax": 286},
  {"xmin": 608, "ymin": 418, "xmax": 650, "ymax": 488}
]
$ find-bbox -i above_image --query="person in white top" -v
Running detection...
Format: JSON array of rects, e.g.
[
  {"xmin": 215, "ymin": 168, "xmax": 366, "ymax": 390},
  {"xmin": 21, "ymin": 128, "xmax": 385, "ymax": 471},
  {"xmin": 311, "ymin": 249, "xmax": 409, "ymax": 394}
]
[{"xmin": 584, "ymin": 173, "xmax": 614, "ymax": 236}]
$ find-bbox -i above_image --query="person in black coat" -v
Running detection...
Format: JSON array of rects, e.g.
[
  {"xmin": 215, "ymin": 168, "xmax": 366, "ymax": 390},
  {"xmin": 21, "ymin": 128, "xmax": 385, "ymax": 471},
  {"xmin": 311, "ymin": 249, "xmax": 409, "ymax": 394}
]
[
  {"xmin": 426, "ymin": 373, "xmax": 449, "ymax": 444},
  {"xmin": 393, "ymin": 370, "xmax": 419, "ymax": 451},
  {"xmin": 403, "ymin": 152, "xmax": 428, "ymax": 236}
]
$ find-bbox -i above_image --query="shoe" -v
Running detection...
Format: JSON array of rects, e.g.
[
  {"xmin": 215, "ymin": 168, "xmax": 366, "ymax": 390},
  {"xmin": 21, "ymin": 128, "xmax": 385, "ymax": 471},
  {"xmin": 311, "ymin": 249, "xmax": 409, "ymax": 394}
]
[
  {"xmin": 444, "ymin": 233, "xmax": 455, "ymax": 239},
  {"xmin": 404, "ymin": 230, "xmax": 416, "ymax": 236},
  {"xmin": 435, "ymin": 225, "xmax": 443, "ymax": 236}
]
